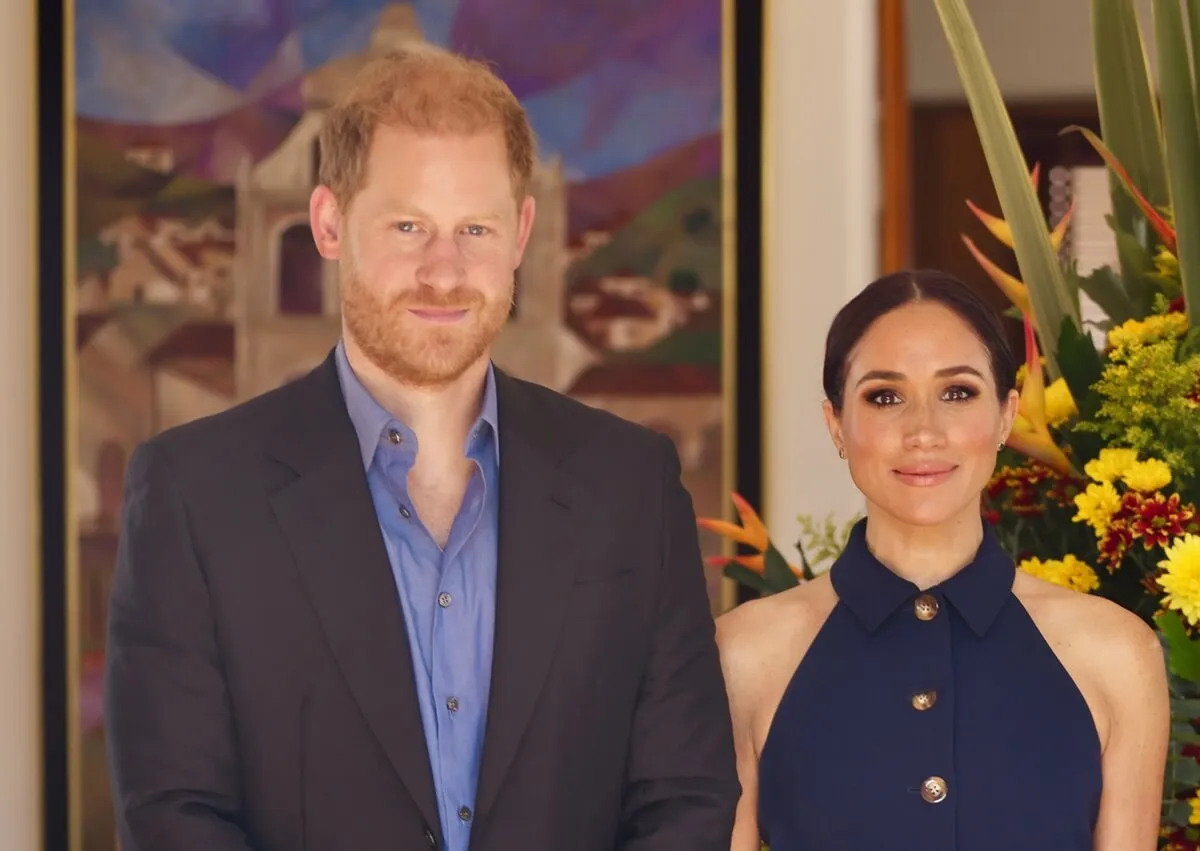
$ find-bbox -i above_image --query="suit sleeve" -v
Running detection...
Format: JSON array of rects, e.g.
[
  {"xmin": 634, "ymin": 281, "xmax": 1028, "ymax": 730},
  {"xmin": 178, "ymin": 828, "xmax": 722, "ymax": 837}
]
[
  {"xmin": 105, "ymin": 441, "xmax": 256, "ymax": 851},
  {"xmin": 617, "ymin": 435, "xmax": 741, "ymax": 850}
]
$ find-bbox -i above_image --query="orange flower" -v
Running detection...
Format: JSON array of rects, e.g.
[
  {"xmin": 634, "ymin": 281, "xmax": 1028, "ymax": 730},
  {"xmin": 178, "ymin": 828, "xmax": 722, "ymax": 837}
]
[
  {"xmin": 697, "ymin": 492, "xmax": 801, "ymax": 576},
  {"xmin": 1004, "ymin": 314, "xmax": 1077, "ymax": 477},
  {"xmin": 961, "ymin": 163, "xmax": 1073, "ymax": 316}
]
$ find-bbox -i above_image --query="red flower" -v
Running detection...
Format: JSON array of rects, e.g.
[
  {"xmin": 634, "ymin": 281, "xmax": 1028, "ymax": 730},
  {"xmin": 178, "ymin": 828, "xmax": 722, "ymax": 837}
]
[
  {"xmin": 1098, "ymin": 520, "xmax": 1135, "ymax": 570},
  {"xmin": 985, "ymin": 463, "xmax": 1075, "ymax": 519},
  {"xmin": 1128, "ymin": 492, "xmax": 1197, "ymax": 549}
]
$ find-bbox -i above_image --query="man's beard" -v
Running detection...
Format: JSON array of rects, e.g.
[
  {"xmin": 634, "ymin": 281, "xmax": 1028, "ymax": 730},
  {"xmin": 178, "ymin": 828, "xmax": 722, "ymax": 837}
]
[{"xmin": 341, "ymin": 269, "xmax": 512, "ymax": 389}]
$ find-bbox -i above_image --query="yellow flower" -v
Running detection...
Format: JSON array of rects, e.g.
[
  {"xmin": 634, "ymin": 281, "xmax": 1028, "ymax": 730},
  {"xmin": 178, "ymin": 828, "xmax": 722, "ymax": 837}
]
[
  {"xmin": 1004, "ymin": 315, "xmax": 1076, "ymax": 476},
  {"xmin": 1107, "ymin": 312, "xmax": 1189, "ymax": 351},
  {"xmin": 1191, "ymin": 792, "xmax": 1200, "ymax": 826},
  {"xmin": 1158, "ymin": 534, "xmax": 1200, "ymax": 626},
  {"xmin": 1119, "ymin": 458, "xmax": 1173, "ymax": 493},
  {"xmin": 1084, "ymin": 448, "xmax": 1140, "ymax": 484},
  {"xmin": 1043, "ymin": 378, "xmax": 1078, "ymax": 426},
  {"xmin": 1073, "ymin": 481, "xmax": 1122, "ymax": 536},
  {"xmin": 1014, "ymin": 358, "xmax": 1047, "ymax": 390},
  {"xmin": 1152, "ymin": 245, "xmax": 1179, "ymax": 285},
  {"xmin": 1018, "ymin": 555, "xmax": 1100, "ymax": 593}
]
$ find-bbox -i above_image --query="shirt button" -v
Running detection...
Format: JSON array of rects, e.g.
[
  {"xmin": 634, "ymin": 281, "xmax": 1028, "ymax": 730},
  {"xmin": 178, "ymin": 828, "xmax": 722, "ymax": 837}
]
[
  {"xmin": 438, "ymin": 592, "xmax": 452, "ymax": 608},
  {"xmin": 911, "ymin": 690, "xmax": 937, "ymax": 711},
  {"xmin": 387, "ymin": 429, "xmax": 401, "ymax": 444},
  {"xmin": 921, "ymin": 775, "xmax": 948, "ymax": 803},
  {"xmin": 914, "ymin": 593, "xmax": 940, "ymax": 621},
  {"xmin": 458, "ymin": 805, "xmax": 473, "ymax": 822},
  {"xmin": 399, "ymin": 504, "xmax": 412, "ymax": 519},
  {"xmin": 446, "ymin": 696, "xmax": 459, "ymax": 712}
]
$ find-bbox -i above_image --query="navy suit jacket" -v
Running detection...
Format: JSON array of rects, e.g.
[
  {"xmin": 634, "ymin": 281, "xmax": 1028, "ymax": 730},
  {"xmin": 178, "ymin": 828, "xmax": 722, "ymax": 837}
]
[{"xmin": 104, "ymin": 349, "xmax": 739, "ymax": 851}]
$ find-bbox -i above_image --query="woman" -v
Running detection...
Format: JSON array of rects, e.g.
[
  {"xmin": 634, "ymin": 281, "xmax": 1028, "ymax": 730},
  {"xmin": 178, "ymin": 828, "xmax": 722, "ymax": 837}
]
[{"xmin": 717, "ymin": 270, "xmax": 1170, "ymax": 850}]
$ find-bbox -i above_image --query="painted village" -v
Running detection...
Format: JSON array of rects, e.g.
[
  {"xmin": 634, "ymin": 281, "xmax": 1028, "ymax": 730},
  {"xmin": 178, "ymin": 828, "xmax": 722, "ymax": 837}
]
[{"xmin": 74, "ymin": 3, "xmax": 728, "ymax": 696}]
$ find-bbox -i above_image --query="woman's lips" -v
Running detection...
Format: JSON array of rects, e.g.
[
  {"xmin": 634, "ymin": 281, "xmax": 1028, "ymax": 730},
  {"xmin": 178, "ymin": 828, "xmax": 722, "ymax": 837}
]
[{"xmin": 893, "ymin": 464, "xmax": 958, "ymax": 487}]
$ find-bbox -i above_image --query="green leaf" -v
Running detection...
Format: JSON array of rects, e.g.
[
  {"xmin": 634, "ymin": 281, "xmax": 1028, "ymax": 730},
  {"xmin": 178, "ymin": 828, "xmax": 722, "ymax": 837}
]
[
  {"xmin": 1178, "ymin": 325, "xmax": 1200, "ymax": 360},
  {"xmin": 1170, "ymin": 754, "xmax": 1200, "ymax": 786},
  {"xmin": 1157, "ymin": 610, "xmax": 1200, "ymax": 683},
  {"xmin": 933, "ymin": 0, "xmax": 1080, "ymax": 373},
  {"xmin": 1056, "ymin": 316, "xmax": 1106, "ymax": 419},
  {"xmin": 1153, "ymin": 0, "xmax": 1200, "ymax": 327},
  {"xmin": 1170, "ymin": 698, "xmax": 1200, "ymax": 717},
  {"xmin": 1108, "ymin": 215, "xmax": 1161, "ymax": 315},
  {"xmin": 1164, "ymin": 798, "xmax": 1195, "ymax": 827},
  {"xmin": 722, "ymin": 563, "xmax": 771, "ymax": 595},
  {"xmin": 1090, "ymin": 0, "xmax": 1170, "ymax": 244},
  {"xmin": 795, "ymin": 542, "xmax": 816, "ymax": 582},
  {"xmin": 762, "ymin": 543, "xmax": 801, "ymax": 592},
  {"xmin": 1190, "ymin": 0, "xmax": 1200, "ymax": 119},
  {"xmin": 1070, "ymin": 264, "xmax": 1137, "ymax": 324}
]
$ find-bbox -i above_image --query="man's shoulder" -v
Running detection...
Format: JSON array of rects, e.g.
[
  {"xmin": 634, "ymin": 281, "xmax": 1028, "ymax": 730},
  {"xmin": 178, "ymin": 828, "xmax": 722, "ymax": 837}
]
[
  {"xmin": 141, "ymin": 370, "xmax": 316, "ymax": 471},
  {"xmin": 500, "ymin": 372, "xmax": 670, "ymax": 457}
]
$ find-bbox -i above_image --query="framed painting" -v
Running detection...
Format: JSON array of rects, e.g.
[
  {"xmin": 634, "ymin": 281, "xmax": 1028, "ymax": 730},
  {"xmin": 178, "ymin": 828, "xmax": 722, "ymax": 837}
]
[{"xmin": 37, "ymin": 0, "xmax": 763, "ymax": 849}]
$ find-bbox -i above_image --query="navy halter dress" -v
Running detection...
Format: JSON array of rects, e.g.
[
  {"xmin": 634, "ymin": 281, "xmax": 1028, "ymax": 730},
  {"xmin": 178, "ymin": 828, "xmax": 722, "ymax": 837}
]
[{"xmin": 757, "ymin": 520, "xmax": 1102, "ymax": 850}]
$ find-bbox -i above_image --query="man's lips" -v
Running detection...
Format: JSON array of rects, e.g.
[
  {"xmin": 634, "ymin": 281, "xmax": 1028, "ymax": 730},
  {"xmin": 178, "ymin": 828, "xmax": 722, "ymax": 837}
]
[
  {"xmin": 408, "ymin": 307, "xmax": 469, "ymax": 322},
  {"xmin": 893, "ymin": 464, "xmax": 958, "ymax": 486}
]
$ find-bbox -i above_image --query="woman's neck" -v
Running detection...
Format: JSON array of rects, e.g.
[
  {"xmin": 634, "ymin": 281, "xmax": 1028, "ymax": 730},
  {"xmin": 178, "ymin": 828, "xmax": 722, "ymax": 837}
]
[{"xmin": 862, "ymin": 506, "xmax": 985, "ymax": 590}]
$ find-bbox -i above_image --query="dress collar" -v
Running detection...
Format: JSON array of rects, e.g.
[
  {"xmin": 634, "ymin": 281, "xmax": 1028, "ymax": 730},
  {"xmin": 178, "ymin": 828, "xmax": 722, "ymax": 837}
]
[{"xmin": 829, "ymin": 518, "xmax": 1015, "ymax": 637}]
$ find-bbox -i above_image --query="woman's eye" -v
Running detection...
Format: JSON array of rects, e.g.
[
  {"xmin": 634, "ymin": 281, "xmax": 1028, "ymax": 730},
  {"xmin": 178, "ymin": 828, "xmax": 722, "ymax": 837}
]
[
  {"xmin": 866, "ymin": 389, "xmax": 902, "ymax": 407},
  {"xmin": 944, "ymin": 385, "xmax": 978, "ymax": 402}
]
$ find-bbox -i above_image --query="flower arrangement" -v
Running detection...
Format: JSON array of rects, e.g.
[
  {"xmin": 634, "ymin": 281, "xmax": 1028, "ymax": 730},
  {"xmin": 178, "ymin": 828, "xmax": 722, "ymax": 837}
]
[{"xmin": 933, "ymin": 0, "xmax": 1200, "ymax": 842}]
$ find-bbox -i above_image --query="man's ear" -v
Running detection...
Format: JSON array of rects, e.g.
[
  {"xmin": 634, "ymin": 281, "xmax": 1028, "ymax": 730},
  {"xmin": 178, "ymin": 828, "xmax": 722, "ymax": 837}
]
[
  {"xmin": 309, "ymin": 185, "xmax": 343, "ymax": 260},
  {"xmin": 513, "ymin": 194, "xmax": 536, "ymax": 267}
]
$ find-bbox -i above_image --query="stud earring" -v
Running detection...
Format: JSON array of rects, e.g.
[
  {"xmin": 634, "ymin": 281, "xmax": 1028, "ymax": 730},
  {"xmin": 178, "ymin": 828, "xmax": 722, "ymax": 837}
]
[{"xmin": 998, "ymin": 441, "xmax": 1006, "ymax": 451}]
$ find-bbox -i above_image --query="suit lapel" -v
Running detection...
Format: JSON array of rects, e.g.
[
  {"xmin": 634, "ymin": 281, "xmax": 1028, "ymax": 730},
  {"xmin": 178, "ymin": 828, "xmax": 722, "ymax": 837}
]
[
  {"xmin": 474, "ymin": 371, "xmax": 580, "ymax": 820},
  {"xmin": 265, "ymin": 355, "xmax": 441, "ymax": 838}
]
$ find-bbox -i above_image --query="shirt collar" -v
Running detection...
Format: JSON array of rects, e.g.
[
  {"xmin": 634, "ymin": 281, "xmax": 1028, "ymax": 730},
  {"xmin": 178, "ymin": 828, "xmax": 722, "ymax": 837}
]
[
  {"xmin": 333, "ymin": 339, "xmax": 500, "ymax": 471},
  {"xmin": 829, "ymin": 518, "xmax": 1015, "ymax": 637}
]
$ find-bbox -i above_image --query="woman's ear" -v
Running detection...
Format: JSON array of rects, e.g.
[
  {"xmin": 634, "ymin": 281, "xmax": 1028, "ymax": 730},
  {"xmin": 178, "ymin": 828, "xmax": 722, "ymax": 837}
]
[
  {"xmin": 999, "ymin": 387, "xmax": 1020, "ymax": 445},
  {"xmin": 822, "ymin": 398, "xmax": 845, "ymax": 458}
]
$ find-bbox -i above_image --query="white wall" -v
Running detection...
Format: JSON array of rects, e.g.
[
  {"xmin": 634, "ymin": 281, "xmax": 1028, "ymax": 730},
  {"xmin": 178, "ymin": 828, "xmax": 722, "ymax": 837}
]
[
  {"xmin": 0, "ymin": 0, "xmax": 42, "ymax": 848},
  {"xmin": 760, "ymin": 0, "xmax": 876, "ymax": 552},
  {"xmin": 908, "ymin": 0, "xmax": 1155, "ymax": 100}
]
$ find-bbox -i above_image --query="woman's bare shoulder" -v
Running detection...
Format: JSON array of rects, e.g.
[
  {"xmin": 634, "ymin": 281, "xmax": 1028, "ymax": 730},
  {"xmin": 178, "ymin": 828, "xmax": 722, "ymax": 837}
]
[
  {"xmin": 716, "ymin": 575, "xmax": 838, "ymax": 710},
  {"xmin": 1016, "ymin": 571, "xmax": 1161, "ymax": 658},
  {"xmin": 1015, "ymin": 572, "xmax": 1167, "ymax": 746},
  {"xmin": 717, "ymin": 574, "xmax": 837, "ymax": 655}
]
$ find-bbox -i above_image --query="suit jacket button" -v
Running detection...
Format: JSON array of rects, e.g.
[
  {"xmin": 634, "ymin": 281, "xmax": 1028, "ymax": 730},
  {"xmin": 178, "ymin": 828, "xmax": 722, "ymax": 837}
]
[{"xmin": 424, "ymin": 827, "xmax": 437, "ymax": 848}]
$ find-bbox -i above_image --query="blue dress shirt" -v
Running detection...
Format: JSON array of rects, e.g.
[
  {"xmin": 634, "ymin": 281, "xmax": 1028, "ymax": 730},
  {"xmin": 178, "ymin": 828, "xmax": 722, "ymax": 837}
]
[{"xmin": 334, "ymin": 342, "xmax": 500, "ymax": 851}]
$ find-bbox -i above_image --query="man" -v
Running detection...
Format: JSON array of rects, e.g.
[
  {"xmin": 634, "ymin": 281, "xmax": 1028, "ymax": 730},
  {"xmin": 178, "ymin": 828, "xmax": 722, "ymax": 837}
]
[{"xmin": 104, "ymin": 45, "xmax": 739, "ymax": 851}]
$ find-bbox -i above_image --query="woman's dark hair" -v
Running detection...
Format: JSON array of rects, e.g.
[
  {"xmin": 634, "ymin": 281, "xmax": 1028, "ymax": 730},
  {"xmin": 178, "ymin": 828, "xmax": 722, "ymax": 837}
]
[{"xmin": 822, "ymin": 269, "xmax": 1017, "ymax": 412}]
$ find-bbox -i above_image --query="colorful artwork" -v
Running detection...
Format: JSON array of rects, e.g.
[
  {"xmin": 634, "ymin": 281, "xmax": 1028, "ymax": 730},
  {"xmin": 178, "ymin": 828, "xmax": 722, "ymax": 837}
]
[{"xmin": 68, "ymin": 1, "xmax": 733, "ymax": 848}]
